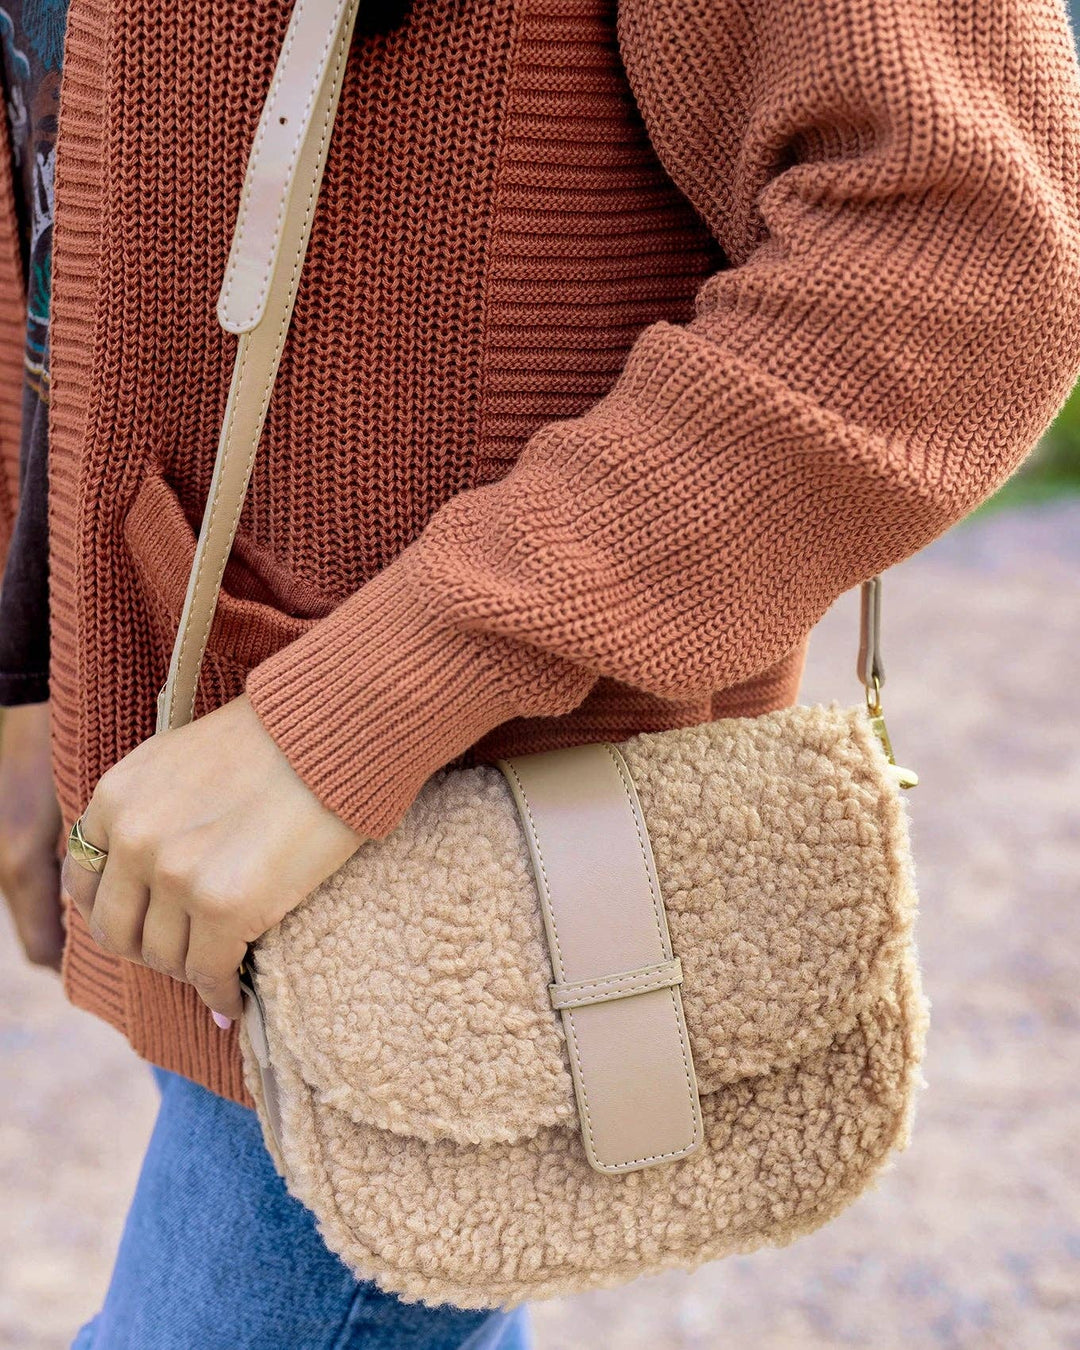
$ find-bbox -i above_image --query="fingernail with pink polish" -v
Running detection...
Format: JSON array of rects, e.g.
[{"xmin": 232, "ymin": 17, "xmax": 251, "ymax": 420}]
[{"xmin": 212, "ymin": 1012, "xmax": 233, "ymax": 1031}]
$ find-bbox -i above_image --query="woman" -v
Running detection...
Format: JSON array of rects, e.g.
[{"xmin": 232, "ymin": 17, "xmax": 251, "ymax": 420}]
[{"xmin": 1, "ymin": 0, "xmax": 1079, "ymax": 1344}]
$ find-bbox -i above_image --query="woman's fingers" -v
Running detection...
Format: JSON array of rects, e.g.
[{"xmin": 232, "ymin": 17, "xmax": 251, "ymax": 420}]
[
  {"xmin": 60, "ymin": 849, "xmax": 102, "ymax": 924},
  {"xmin": 63, "ymin": 789, "xmax": 113, "ymax": 922},
  {"xmin": 71, "ymin": 779, "xmax": 249, "ymax": 1024},
  {"xmin": 73, "ymin": 832, "xmax": 245, "ymax": 1029},
  {"xmin": 85, "ymin": 868, "xmax": 150, "ymax": 963},
  {"xmin": 185, "ymin": 919, "xmax": 247, "ymax": 1024},
  {"xmin": 62, "ymin": 698, "xmax": 359, "ymax": 1023},
  {"xmin": 69, "ymin": 771, "xmax": 157, "ymax": 963},
  {"xmin": 140, "ymin": 901, "xmax": 191, "ymax": 983}
]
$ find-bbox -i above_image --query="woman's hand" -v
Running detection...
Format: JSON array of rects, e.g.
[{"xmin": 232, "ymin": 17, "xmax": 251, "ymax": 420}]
[
  {"xmin": 0, "ymin": 702, "xmax": 64, "ymax": 970},
  {"xmin": 61, "ymin": 694, "xmax": 364, "ymax": 1027}
]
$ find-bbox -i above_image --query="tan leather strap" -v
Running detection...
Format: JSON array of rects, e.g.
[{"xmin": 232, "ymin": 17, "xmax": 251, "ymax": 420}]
[
  {"xmin": 156, "ymin": 0, "xmax": 361, "ymax": 733},
  {"xmin": 218, "ymin": 0, "xmax": 357, "ymax": 334},
  {"xmin": 498, "ymin": 744, "xmax": 703, "ymax": 1174}
]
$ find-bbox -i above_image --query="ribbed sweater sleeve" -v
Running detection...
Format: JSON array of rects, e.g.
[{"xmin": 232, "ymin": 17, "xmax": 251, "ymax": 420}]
[{"xmin": 247, "ymin": 0, "xmax": 1080, "ymax": 838}]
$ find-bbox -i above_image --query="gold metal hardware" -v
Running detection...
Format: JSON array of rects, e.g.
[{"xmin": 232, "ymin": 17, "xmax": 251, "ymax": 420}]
[
  {"xmin": 859, "ymin": 578, "xmax": 918, "ymax": 790},
  {"xmin": 67, "ymin": 815, "xmax": 110, "ymax": 873}
]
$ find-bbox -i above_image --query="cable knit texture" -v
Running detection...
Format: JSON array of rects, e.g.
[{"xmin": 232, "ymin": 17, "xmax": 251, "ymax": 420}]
[
  {"xmin": 240, "ymin": 705, "xmax": 927, "ymax": 1306},
  {"xmin": 10, "ymin": 0, "xmax": 1077, "ymax": 1099}
]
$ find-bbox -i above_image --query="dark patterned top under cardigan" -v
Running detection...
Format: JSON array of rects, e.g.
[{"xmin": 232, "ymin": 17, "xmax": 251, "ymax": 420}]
[{"xmin": 0, "ymin": 0, "xmax": 68, "ymax": 706}]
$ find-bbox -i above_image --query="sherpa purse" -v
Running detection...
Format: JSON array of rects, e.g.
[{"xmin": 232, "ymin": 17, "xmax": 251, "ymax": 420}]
[{"xmin": 153, "ymin": 0, "xmax": 928, "ymax": 1310}]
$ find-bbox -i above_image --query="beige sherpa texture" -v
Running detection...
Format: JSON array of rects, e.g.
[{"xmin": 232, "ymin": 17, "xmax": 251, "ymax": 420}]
[{"xmin": 241, "ymin": 704, "xmax": 927, "ymax": 1309}]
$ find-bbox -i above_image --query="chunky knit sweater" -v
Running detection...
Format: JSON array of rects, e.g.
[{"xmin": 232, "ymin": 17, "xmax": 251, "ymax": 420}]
[{"xmin": 0, "ymin": 0, "xmax": 1076, "ymax": 1103}]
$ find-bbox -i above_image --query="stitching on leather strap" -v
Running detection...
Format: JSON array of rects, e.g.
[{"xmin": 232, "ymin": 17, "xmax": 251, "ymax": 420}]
[
  {"xmin": 501, "ymin": 760, "xmax": 606, "ymax": 1161},
  {"xmin": 502, "ymin": 752, "xmax": 701, "ymax": 1170},
  {"xmin": 597, "ymin": 744, "xmax": 701, "ymax": 1159},
  {"xmin": 220, "ymin": 0, "xmax": 348, "ymax": 329},
  {"xmin": 602, "ymin": 744, "xmax": 668, "ymax": 954}
]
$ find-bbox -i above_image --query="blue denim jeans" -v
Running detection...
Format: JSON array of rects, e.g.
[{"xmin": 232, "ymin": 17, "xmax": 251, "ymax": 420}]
[{"xmin": 73, "ymin": 1068, "xmax": 531, "ymax": 1350}]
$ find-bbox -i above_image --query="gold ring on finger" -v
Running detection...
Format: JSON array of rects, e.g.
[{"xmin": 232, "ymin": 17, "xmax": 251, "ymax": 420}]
[{"xmin": 68, "ymin": 815, "xmax": 109, "ymax": 875}]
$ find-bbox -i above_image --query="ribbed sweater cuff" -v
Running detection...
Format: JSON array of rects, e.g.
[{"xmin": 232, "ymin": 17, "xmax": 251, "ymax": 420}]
[{"xmin": 245, "ymin": 554, "xmax": 592, "ymax": 838}]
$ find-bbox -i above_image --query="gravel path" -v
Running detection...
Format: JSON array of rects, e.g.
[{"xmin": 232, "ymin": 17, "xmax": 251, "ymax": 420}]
[{"xmin": 3, "ymin": 501, "xmax": 1078, "ymax": 1349}]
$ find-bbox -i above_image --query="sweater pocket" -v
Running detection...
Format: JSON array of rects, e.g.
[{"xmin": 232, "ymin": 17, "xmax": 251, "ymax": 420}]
[{"xmin": 123, "ymin": 469, "xmax": 340, "ymax": 714}]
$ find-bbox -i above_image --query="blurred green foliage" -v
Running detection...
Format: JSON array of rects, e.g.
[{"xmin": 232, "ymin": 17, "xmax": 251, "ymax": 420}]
[{"xmin": 983, "ymin": 379, "xmax": 1080, "ymax": 512}]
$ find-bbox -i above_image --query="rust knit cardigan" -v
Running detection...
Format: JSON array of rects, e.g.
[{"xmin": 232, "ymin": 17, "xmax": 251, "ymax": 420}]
[{"xmin": 0, "ymin": 0, "xmax": 1077, "ymax": 1103}]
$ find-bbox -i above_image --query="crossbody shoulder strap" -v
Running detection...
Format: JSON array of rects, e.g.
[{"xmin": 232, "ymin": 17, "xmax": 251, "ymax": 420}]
[{"xmin": 156, "ymin": 0, "xmax": 362, "ymax": 734}]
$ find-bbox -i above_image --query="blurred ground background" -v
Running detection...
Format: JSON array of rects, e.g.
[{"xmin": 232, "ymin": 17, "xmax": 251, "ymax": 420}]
[{"xmin": 2, "ymin": 398, "xmax": 1079, "ymax": 1347}]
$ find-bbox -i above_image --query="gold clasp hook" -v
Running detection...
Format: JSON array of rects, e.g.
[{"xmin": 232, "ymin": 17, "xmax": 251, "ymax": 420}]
[{"xmin": 858, "ymin": 579, "xmax": 918, "ymax": 789}]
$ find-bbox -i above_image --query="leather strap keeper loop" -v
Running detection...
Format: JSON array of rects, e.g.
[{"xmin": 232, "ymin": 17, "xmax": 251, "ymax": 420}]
[{"xmin": 549, "ymin": 957, "xmax": 684, "ymax": 1011}]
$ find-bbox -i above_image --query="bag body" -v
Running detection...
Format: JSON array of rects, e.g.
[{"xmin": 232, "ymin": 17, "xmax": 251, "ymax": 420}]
[{"xmin": 240, "ymin": 704, "xmax": 926, "ymax": 1308}]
